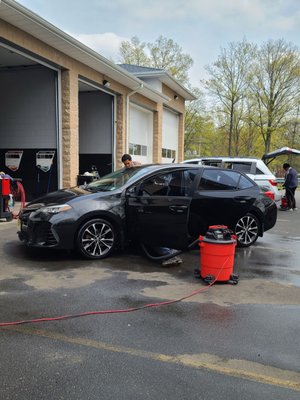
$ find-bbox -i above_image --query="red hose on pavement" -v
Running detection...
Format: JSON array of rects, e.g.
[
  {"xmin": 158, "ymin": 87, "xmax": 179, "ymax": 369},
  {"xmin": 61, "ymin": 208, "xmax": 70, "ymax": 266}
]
[{"xmin": 0, "ymin": 271, "xmax": 223, "ymax": 327}]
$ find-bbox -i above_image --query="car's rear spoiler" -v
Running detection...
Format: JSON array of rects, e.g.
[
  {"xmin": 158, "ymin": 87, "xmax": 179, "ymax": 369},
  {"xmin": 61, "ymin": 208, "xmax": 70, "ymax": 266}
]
[{"xmin": 262, "ymin": 147, "xmax": 300, "ymax": 164}]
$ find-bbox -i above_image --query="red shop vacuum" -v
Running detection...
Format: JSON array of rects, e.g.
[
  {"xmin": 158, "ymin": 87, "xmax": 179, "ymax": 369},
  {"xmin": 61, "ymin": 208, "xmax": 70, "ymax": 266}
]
[
  {"xmin": 0, "ymin": 174, "xmax": 13, "ymax": 221},
  {"xmin": 197, "ymin": 225, "xmax": 238, "ymax": 285}
]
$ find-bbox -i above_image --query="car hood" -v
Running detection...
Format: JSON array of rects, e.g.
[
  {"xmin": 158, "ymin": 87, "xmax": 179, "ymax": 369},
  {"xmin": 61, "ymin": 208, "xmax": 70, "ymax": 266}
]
[{"xmin": 26, "ymin": 186, "xmax": 113, "ymax": 207}]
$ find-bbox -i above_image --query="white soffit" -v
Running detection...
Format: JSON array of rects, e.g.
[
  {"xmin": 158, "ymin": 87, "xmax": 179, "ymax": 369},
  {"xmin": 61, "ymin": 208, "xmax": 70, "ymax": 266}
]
[{"xmin": 130, "ymin": 70, "xmax": 197, "ymax": 101}]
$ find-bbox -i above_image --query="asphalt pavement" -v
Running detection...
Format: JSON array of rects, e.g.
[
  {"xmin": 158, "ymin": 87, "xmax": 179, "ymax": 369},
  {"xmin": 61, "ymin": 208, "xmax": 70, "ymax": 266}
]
[{"xmin": 0, "ymin": 190, "xmax": 299, "ymax": 399}]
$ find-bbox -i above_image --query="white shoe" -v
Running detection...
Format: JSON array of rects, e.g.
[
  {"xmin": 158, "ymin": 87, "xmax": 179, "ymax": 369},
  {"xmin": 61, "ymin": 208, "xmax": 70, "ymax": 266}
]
[{"xmin": 294, "ymin": 208, "xmax": 298, "ymax": 211}]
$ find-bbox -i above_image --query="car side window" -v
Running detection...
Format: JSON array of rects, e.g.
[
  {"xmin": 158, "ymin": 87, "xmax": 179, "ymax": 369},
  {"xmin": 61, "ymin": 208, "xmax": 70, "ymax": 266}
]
[
  {"xmin": 198, "ymin": 169, "xmax": 240, "ymax": 190},
  {"xmin": 255, "ymin": 166, "xmax": 264, "ymax": 174},
  {"xmin": 139, "ymin": 174, "xmax": 169, "ymax": 196},
  {"xmin": 224, "ymin": 161, "xmax": 252, "ymax": 174},
  {"xmin": 167, "ymin": 172, "xmax": 183, "ymax": 196},
  {"xmin": 202, "ymin": 160, "xmax": 223, "ymax": 167},
  {"xmin": 183, "ymin": 170, "xmax": 198, "ymax": 196},
  {"xmin": 184, "ymin": 160, "xmax": 200, "ymax": 165},
  {"xmin": 138, "ymin": 170, "xmax": 196, "ymax": 197}
]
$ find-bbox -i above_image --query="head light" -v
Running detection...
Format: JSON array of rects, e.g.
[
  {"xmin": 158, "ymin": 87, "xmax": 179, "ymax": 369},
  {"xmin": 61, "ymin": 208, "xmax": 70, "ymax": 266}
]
[
  {"xmin": 25, "ymin": 203, "xmax": 45, "ymax": 210},
  {"xmin": 40, "ymin": 204, "xmax": 72, "ymax": 214}
]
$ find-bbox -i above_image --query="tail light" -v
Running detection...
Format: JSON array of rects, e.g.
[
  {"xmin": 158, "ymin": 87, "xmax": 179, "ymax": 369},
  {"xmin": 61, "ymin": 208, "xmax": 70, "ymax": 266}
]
[
  {"xmin": 269, "ymin": 179, "xmax": 278, "ymax": 186},
  {"xmin": 264, "ymin": 191, "xmax": 275, "ymax": 201}
]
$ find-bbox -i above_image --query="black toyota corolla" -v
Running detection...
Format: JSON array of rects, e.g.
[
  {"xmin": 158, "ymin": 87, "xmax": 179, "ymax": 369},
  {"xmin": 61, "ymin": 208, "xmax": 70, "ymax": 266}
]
[{"xmin": 18, "ymin": 164, "xmax": 277, "ymax": 259}]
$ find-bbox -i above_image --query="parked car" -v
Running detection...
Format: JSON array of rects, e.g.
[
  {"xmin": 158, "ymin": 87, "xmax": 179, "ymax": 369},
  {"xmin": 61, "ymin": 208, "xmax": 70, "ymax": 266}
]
[
  {"xmin": 18, "ymin": 164, "xmax": 277, "ymax": 259},
  {"xmin": 181, "ymin": 157, "xmax": 281, "ymax": 201}
]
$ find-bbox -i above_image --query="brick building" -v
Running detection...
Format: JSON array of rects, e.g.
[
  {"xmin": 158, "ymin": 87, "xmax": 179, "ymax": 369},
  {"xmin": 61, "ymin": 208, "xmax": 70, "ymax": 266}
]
[{"xmin": 0, "ymin": 0, "xmax": 195, "ymax": 199}]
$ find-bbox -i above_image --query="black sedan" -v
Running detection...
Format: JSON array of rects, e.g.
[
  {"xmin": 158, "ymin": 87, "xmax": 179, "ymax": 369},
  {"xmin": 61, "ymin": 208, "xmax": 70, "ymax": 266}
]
[{"xmin": 18, "ymin": 164, "xmax": 277, "ymax": 259}]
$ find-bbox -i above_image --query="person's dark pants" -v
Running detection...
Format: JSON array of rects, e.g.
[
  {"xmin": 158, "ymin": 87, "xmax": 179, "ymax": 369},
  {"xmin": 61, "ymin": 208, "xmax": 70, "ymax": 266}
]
[{"xmin": 286, "ymin": 187, "xmax": 296, "ymax": 209}]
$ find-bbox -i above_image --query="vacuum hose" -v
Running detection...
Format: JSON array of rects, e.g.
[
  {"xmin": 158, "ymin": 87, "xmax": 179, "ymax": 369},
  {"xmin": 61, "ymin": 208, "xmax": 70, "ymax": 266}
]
[
  {"xmin": 141, "ymin": 237, "xmax": 199, "ymax": 262},
  {"xmin": 9, "ymin": 180, "xmax": 26, "ymax": 218}
]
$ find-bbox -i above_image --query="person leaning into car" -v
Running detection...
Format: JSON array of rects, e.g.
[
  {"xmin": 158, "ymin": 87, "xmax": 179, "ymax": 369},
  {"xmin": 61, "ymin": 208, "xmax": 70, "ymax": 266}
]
[
  {"xmin": 121, "ymin": 154, "xmax": 141, "ymax": 168},
  {"xmin": 283, "ymin": 163, "xmax": 298, "ymax": 211}
]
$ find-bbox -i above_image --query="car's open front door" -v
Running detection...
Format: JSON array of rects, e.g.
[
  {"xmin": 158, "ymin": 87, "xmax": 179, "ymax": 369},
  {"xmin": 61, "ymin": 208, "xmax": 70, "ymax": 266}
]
[{"xmin": 126, "ymin": 170, "xmax": 193, "ymax": 249}]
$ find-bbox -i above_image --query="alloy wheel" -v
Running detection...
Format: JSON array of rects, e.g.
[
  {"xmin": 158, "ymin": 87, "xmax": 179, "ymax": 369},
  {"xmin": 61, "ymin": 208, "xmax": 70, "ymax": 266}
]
[
  {"xmin": 77, "ymin": 218, "xmax": 115, "ymax": 259},
  {"xmin": 235, "ymin": 213, "xmax": 259, "ymax": 247}
]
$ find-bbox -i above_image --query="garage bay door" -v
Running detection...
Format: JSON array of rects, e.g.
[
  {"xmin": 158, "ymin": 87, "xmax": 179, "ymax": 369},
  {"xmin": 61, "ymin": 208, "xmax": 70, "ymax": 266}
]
[
  {"xmin": 129, "ymin": 104, "xmax": 153, "ymax": 164},
  {"xmin": 162, "ymin": 108, "xmax": 179, "ymax": 162},
  {"xmin": 0, "ymin": 66, "xmax": 58, "ymax": 200}
]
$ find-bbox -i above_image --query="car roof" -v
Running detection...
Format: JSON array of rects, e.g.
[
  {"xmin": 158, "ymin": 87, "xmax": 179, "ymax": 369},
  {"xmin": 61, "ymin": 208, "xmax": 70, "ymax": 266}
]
[
  {"xmin": 131, "ymin": 163, "xmax": 203, "ymax": 171},
  {"xmin": 183, "ymin": 157, "xmax": 261, "ymax": 162},
  {"xmin": 121, "ymin": 163, "xmax": 255, "ymax": 181}
]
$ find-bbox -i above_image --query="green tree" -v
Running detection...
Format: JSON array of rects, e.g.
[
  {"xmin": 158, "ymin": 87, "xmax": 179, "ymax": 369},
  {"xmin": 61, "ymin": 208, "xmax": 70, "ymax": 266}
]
[
  {"xmin": 147, "ymin": 36, "xmax": 193, "ymax": 84},
  {"xmin": 238, "ymin": 99, "xmax": 263, "ymax": 156},
  {"xmin": 184, "ymin": 88, "xmax": 215, "ymax": 156},
  {"xmin": 119, "ymin": 35, "xmax": 193, "ymax": 85},
  {"xmin": 203, "ymin": 39, "xmax": 255, "ymax": 156},
  {"xmin": 250, "ymin": 39, "xmax": 300, "ymax": 153},
  {"xmin": 119, "ymin": 36, "xmax": 150, "ymax": 66}
]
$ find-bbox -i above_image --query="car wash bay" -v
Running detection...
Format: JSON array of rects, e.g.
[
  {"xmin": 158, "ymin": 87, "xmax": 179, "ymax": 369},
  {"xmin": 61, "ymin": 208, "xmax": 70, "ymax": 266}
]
[
  {"xmin": 0, "ymin": 45, "xmax": 114, "ymax": 200},
  {"xmin": 0, "ymin": 192, "xmax": 300, "ymax": 399}
]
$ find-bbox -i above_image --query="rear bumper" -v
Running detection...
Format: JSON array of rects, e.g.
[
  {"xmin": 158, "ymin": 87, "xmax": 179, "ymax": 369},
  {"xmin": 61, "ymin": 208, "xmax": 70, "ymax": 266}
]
[{"xmin": 264, "ymin": 203, "xmax": 278, "ymax": 232}]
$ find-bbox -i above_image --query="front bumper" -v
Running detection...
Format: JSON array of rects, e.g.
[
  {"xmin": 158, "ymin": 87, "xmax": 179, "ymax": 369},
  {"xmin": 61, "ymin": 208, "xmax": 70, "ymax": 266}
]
[{"xmin": 18, "ymin": 219, "xmax": 58, "ymax": 247}]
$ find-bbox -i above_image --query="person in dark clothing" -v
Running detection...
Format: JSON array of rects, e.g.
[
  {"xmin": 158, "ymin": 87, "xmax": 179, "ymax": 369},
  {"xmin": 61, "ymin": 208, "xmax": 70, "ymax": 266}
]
[{"xmin": 282, "ymin": 163, "xmax": 298, "ymax": 211}]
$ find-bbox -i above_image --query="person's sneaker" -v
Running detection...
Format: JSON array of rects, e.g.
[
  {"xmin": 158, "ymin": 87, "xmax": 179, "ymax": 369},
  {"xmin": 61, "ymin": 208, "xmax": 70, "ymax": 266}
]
[
  {"xmin": 162, "ymin": 256, "xmax": 183, "ymax": 266},
  {"xmin": 289, "ymin": 208, "xmax": 293, "ymax": 211},
  {"xmin": 294, "ymin": 208, "xmax": 298, "ymax": 211}
]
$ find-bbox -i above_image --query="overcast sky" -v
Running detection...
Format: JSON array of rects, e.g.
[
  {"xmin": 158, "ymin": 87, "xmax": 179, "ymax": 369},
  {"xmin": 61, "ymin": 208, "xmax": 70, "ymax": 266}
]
[{"xmin": 17, "ymin": 0, "xmax": 300, "ymax": 86}]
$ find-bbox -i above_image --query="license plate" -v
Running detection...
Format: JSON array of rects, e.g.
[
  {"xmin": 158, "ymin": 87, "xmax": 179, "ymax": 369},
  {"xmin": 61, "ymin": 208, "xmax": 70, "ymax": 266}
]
[{"xmin": 17, "ymin": 218, "xmax": 22, "ymax": 229}]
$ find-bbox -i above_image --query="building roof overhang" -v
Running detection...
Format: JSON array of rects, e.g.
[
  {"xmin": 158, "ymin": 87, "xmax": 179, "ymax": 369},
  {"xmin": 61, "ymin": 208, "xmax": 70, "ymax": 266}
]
[{"xmin": 126, "ymin": 68, "xmax": 197, "ymax": 101}]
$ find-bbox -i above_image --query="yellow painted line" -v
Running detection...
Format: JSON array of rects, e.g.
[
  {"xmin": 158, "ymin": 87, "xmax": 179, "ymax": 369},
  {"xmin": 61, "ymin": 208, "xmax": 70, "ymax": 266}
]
[{"xmin": 4, "ymin": 326, "xmax": 300, "ymax": 392}]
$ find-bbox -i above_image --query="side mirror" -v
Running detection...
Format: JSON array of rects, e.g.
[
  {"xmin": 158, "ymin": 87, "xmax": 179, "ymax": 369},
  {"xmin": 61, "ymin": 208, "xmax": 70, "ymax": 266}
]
[{"xmin": 126, "ymin": 185, "xmax": 139, "ymax": 197}]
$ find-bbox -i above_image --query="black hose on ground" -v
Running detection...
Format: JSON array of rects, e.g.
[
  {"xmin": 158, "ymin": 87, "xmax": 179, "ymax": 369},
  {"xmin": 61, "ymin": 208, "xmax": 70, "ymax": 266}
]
[{"xmin": 140, "ymin": 237, "xmax": 199, "ymax": 262}]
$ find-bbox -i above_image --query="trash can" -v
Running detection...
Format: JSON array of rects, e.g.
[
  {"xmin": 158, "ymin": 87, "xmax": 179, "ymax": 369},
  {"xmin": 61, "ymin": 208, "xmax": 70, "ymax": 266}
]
[
  {"xmin": 0, "ymin": 177, "xmax": 11, "ymax": 196},
  {"xmin": 199, "ymin": 225, "xmax": 238, "ymax": 284}
]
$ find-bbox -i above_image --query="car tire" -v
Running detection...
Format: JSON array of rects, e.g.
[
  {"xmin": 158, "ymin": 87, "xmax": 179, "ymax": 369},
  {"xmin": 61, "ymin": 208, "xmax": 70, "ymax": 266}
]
[
  {"xmin": 234, "ymin": 213, "xmax": 260, "ymax": 247},
  {"xmin": 76, "ymin": 218, "xmax": 116, "ymax": 259}
]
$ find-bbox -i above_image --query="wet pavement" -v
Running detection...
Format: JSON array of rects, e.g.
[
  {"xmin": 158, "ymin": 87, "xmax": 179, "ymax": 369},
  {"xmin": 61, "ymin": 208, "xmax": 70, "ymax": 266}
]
[{"xmin": 0, "ymin": 191, "xmax": 300, "ymax": 399}]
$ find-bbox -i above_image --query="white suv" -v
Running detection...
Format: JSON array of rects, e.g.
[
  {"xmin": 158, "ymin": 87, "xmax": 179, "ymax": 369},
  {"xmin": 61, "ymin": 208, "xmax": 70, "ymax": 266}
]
[{"xmin": 181, "ymin": 157, "xmax": 280, "ymax": 201}]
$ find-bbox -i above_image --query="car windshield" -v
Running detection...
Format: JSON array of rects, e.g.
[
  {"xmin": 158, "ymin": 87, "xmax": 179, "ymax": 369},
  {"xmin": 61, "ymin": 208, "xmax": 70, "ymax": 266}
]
[{"xmin": 84, "ymin": 166, "xmax": 151, "ymax": 192}]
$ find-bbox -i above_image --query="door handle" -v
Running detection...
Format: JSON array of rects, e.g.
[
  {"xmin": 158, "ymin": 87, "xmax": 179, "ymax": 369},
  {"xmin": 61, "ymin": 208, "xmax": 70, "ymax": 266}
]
[
  {"xmin": 137, "ymin": 207, "xmax": 152, "ymax": 214},
  {"xmin": 234, "ymin": 196, "xmax": 251, "ymax": 203},
  {"xmin": 169, "ymin": 205, "xmax": 188, "ymax": 213}
]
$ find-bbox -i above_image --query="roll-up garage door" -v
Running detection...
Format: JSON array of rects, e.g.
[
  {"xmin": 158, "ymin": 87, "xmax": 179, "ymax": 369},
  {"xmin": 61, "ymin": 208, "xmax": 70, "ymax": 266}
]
[
  {"xmin": 79, "ymin": 89, "xmax": 114, "ymax": 177},
  {"xmin": 129, "ymin": 103, "xmax": 153, "ymax": 164},
  {"xmin": 0, "ymin": 66, "xmax": 58, "ymax": 200},
  {"xmin": 162, "ymin": 108, "xmax": 179, "ymax": 162}
]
